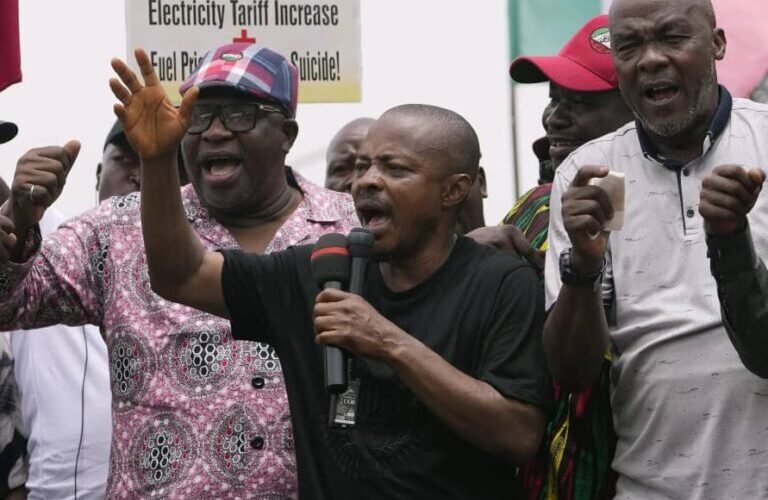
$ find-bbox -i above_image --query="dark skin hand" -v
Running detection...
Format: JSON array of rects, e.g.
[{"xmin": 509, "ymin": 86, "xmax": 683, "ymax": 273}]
[
  {"xmin": 0, "ymin": 141, "xmax": 81, "ymax": 262},
  {"xmin": 542, "ymin": 164, "xmax": 613, "ymax": 391},
  {"xmin": 5, "ymin": 486, "xmax": 26, "ymax": 500},
  {"xmin": 0, "ymin": 216, "xmax": 16, "ymax": 262},
  {"xmin": 313, "ymin": 287, "xmax": 545, "ymax": 463},
  {"xmin": 561, "ymin": 165, "xmax": 612, "ymax": 274},
  {"xmin": 700, "ymin": 165, "xmax": 765, "ymax": 236},
  {"xmin": 109, "ymin": 49, "xmax": 198, "ymax": 162},
  {"xmin": 313, "ymin": 288, "xmax": 405, "ymax": 360},
  {"xmin": 466, "ymin": 225, "xmax": 544, "ymax": 273}
]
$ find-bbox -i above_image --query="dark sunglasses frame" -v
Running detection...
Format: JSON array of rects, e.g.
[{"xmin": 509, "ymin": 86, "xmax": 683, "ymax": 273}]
[{"xmin": 188, "ymin": 102, "xmax": 287, "ymax": 134}]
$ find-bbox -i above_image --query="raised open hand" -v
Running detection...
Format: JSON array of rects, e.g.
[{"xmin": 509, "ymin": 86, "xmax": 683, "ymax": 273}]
[{"xmin": 109, "ymin": 49, "xmax": 198, "ymax": 161}]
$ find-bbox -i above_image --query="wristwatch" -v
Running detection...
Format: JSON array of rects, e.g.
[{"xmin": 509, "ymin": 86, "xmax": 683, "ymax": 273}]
[{"xmin": 559, "ymin": 247, "xmax": 604, "ymax": 291}]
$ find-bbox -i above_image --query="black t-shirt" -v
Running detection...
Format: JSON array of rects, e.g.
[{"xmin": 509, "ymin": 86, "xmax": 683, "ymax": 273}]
[{"xmin": 221, "ymin": 236, "xmax": 550, "ymax": 500}]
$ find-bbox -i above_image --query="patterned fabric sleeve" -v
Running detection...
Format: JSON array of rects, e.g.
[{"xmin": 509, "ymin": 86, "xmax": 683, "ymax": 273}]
[
  {"xmin": 503, "ymin": 184, "xmax": 553, "ymax": 251},
  {"xmin": 0, "ymin": 209, "xmax": 104, "ymax": 330},
  {"xmin": 517, "ymin": 161, "xmax": 618, "ymax": 500}
]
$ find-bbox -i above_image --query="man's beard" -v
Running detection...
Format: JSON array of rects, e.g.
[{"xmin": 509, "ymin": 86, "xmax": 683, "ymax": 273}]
[{"xmin": 636, "ymin": 61, "xmax": 716, "ymax": 138}]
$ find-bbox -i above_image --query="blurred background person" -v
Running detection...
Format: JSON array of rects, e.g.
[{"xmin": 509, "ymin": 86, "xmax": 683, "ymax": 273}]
[
  {"xmin": 96, "ymin": 121, "xmax": 189, "ymax": 202},
  {"xmin": 504, "ymin": 15, "xmax": 633, "ymax": 250},
  {"xmin": 324, "ymin": 117, "xmax": 374, "ymax": 193},
  {"xmin": 95, "ymin": 121, "xmax": 140, "ymax": 200},
  {"xmin": 507, "ymin": 15, "xmax": 633, "ymax": 500},
  {"xmin": 472, "ymin": 15, "xmax": 634, "ymax": 500}
]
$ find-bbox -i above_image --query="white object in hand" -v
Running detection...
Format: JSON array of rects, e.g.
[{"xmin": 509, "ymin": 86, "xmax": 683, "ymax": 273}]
[{"xmin": 589, "ymin": 171, "xmax": 625, "ymax": 232}]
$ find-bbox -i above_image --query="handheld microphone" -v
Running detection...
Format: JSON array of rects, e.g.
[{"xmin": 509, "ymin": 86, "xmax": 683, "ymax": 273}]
[
  {"xmin": 310, "ymin": 233, "xmax": 350, "ymax": 395},
  {"xmin": 348, "ymin": 228, "xmax": 375, "ymax": 296}
]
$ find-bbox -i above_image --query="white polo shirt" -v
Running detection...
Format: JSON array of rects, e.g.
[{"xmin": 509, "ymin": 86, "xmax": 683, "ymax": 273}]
[{"xmin": 545, "ymin": 92, "xmax": 768, "ymax": 500}]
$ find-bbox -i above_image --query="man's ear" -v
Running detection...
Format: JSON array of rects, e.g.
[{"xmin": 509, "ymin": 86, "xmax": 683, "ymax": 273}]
[
  {"xmin": 282, "ymin": 119, "xmax": 299, "ymax": 154},
  {"xmin": 713, "ymin": 27, "xmax": 726, "ymax": 61},
  {"xmin": 477, "ymin": 167, "xmax": 488, "ymax": 198},
  {"xmin": 442, "ymin": 173, "xmax": 472, "ymax": 209}
]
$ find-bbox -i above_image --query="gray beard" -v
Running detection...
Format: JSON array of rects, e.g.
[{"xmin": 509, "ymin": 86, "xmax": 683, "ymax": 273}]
[
  {"xmin": 640, "ymin": 108, "xmax": 697, "ymax": 138},
  {"xmin": 636, "ymin": 63, "xmax": 716, "ymax": 138}
]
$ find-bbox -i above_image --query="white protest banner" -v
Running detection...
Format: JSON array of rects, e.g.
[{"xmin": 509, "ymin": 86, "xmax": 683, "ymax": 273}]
[{"xmin": 126, "ymin": 0, "xmax": 361, "ymax": 105}]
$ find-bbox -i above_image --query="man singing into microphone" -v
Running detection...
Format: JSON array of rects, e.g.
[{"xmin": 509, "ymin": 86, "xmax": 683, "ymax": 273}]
[{"xmin": 111, "ymin": 49, "xmax": 551, "ymax": 499}]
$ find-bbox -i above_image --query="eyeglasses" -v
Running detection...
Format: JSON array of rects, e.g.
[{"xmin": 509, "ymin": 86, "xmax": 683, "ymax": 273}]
[{"xmin": 188, "ymin": 102, "xmax": 287, "ymax": 134}]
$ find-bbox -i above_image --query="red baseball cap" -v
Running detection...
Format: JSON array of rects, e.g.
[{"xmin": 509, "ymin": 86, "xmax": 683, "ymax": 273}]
[{"xmin": 509, "ymin": 15, "xmax": 618, "ymax": 92}]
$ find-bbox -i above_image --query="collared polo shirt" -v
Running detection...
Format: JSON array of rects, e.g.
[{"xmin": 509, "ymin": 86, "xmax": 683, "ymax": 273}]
[{"xmin": 545, "ymin": 91, "xmax": 768, "ymax": 499}]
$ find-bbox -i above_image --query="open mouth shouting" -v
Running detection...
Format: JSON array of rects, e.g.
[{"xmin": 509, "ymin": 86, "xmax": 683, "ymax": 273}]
[
  {"xmin": 198, "ymin": 151, "xmax": 244, "ymax": 184},
  {"xmin": 642, "ymin": 82, "xmax": 680, "ymax": 106},
  {"xmin": 355, "ymin": 196, "xmax": 392, "ymax": 234}
]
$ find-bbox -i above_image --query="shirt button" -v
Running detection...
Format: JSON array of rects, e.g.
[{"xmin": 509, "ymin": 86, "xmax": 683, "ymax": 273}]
[
  {"xmin": 686, "ymin": 208, "xmax": 695, "ymax": 218},
  {"xmin": 251, "ymin": 376, "xmax": 265, "ymax": 389},
  {"xmin": 250, "ymin": 436, "xmax": 264, "ymax": 450},
  {"xmin": 682, "ymin": 168, "xmax": 690, "ymax": 176}
]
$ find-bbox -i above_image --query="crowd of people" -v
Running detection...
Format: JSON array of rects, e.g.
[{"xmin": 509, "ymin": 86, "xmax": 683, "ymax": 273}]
[{"xmin": 0, "ymin": 0, "xmax": 766, "ymax": 498}]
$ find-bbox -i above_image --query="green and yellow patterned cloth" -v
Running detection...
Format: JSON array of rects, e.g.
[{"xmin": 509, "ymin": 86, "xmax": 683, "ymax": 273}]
[{"xmin": 505, "ymin": 183, "xmax": 617, "ymax": 500}]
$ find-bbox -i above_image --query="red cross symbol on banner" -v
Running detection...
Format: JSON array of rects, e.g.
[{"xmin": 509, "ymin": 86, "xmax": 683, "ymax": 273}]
[{"xmin": 233, "ymin": 29, "xmax": 256, "ymax": 43}]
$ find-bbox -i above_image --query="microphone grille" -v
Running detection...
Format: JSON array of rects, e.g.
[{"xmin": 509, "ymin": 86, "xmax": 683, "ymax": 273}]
[{"xmin": 310, "ymin": 233, "xmax": 350, "ymax": 286}]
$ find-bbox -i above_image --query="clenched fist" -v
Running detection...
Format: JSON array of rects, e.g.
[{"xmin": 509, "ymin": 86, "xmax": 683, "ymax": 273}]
[
  {"xmin": 699, "ymin": 165, "xmax": 765, "ymax": 236},
  {"xmin": 1, "ymin": 141, "xmax": 81, "ymax": 250},
  {"xmin": 561, "ymin": 165, "xmax": 613, "ymax": 275}
]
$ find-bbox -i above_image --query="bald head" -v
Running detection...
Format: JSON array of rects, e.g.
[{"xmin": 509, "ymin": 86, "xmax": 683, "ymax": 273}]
[
  {"xmin": 325, "ymin": 117, "xmax": 375, "ymax": 193},
  {"xmin": 352, "ymin": 105, "xmax": 484, "ymax": 258},
  {"xmin": 381, "ymin": 104, "xmax": 481, "ymax": 181},
  {"xmin": 692, "ymin": 0, "xmax": 716, "ymax": 26},
  {"xmin": 610, "ymin": 0, "xmax": 715, "ymax": 27},
  {"xmin": 609, "ymin": 0, "xmax": 724, "ymax": 154}
]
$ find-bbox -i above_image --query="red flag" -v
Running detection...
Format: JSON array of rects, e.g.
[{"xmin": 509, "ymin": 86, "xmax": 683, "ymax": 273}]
[{"xmin": 0, "ymin": 0, "xmax": 21, "ymax": 92}]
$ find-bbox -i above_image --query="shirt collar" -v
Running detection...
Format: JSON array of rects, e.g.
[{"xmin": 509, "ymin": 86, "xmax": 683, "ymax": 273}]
[
  {"xmin": 636, "ymin": 84, "xmax": 732, "ymax": 169},
  {"xmin": 290, "ymin": 167, "xmax": 353, "ymax": 223}
]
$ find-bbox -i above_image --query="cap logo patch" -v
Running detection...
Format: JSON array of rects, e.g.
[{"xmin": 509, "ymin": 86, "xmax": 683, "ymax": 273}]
[
  {"xmin": 590, "ymin": 27, "xmax": 611, "ymax": 54},
  {"xmin": 221, "ymin": 51, "xmax": 243, "ymax": 62}
]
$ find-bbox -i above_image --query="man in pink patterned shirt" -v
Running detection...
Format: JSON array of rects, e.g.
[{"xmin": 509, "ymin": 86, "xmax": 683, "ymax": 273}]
[{"xmin": 0, "ymin": 44, "xmax": 358, "ymax": 498}]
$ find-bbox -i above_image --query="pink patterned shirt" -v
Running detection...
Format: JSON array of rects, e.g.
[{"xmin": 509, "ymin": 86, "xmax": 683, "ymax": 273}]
[{"xmin": 0, "ymin": 171, "xmax": 358, "ymax": 499}]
